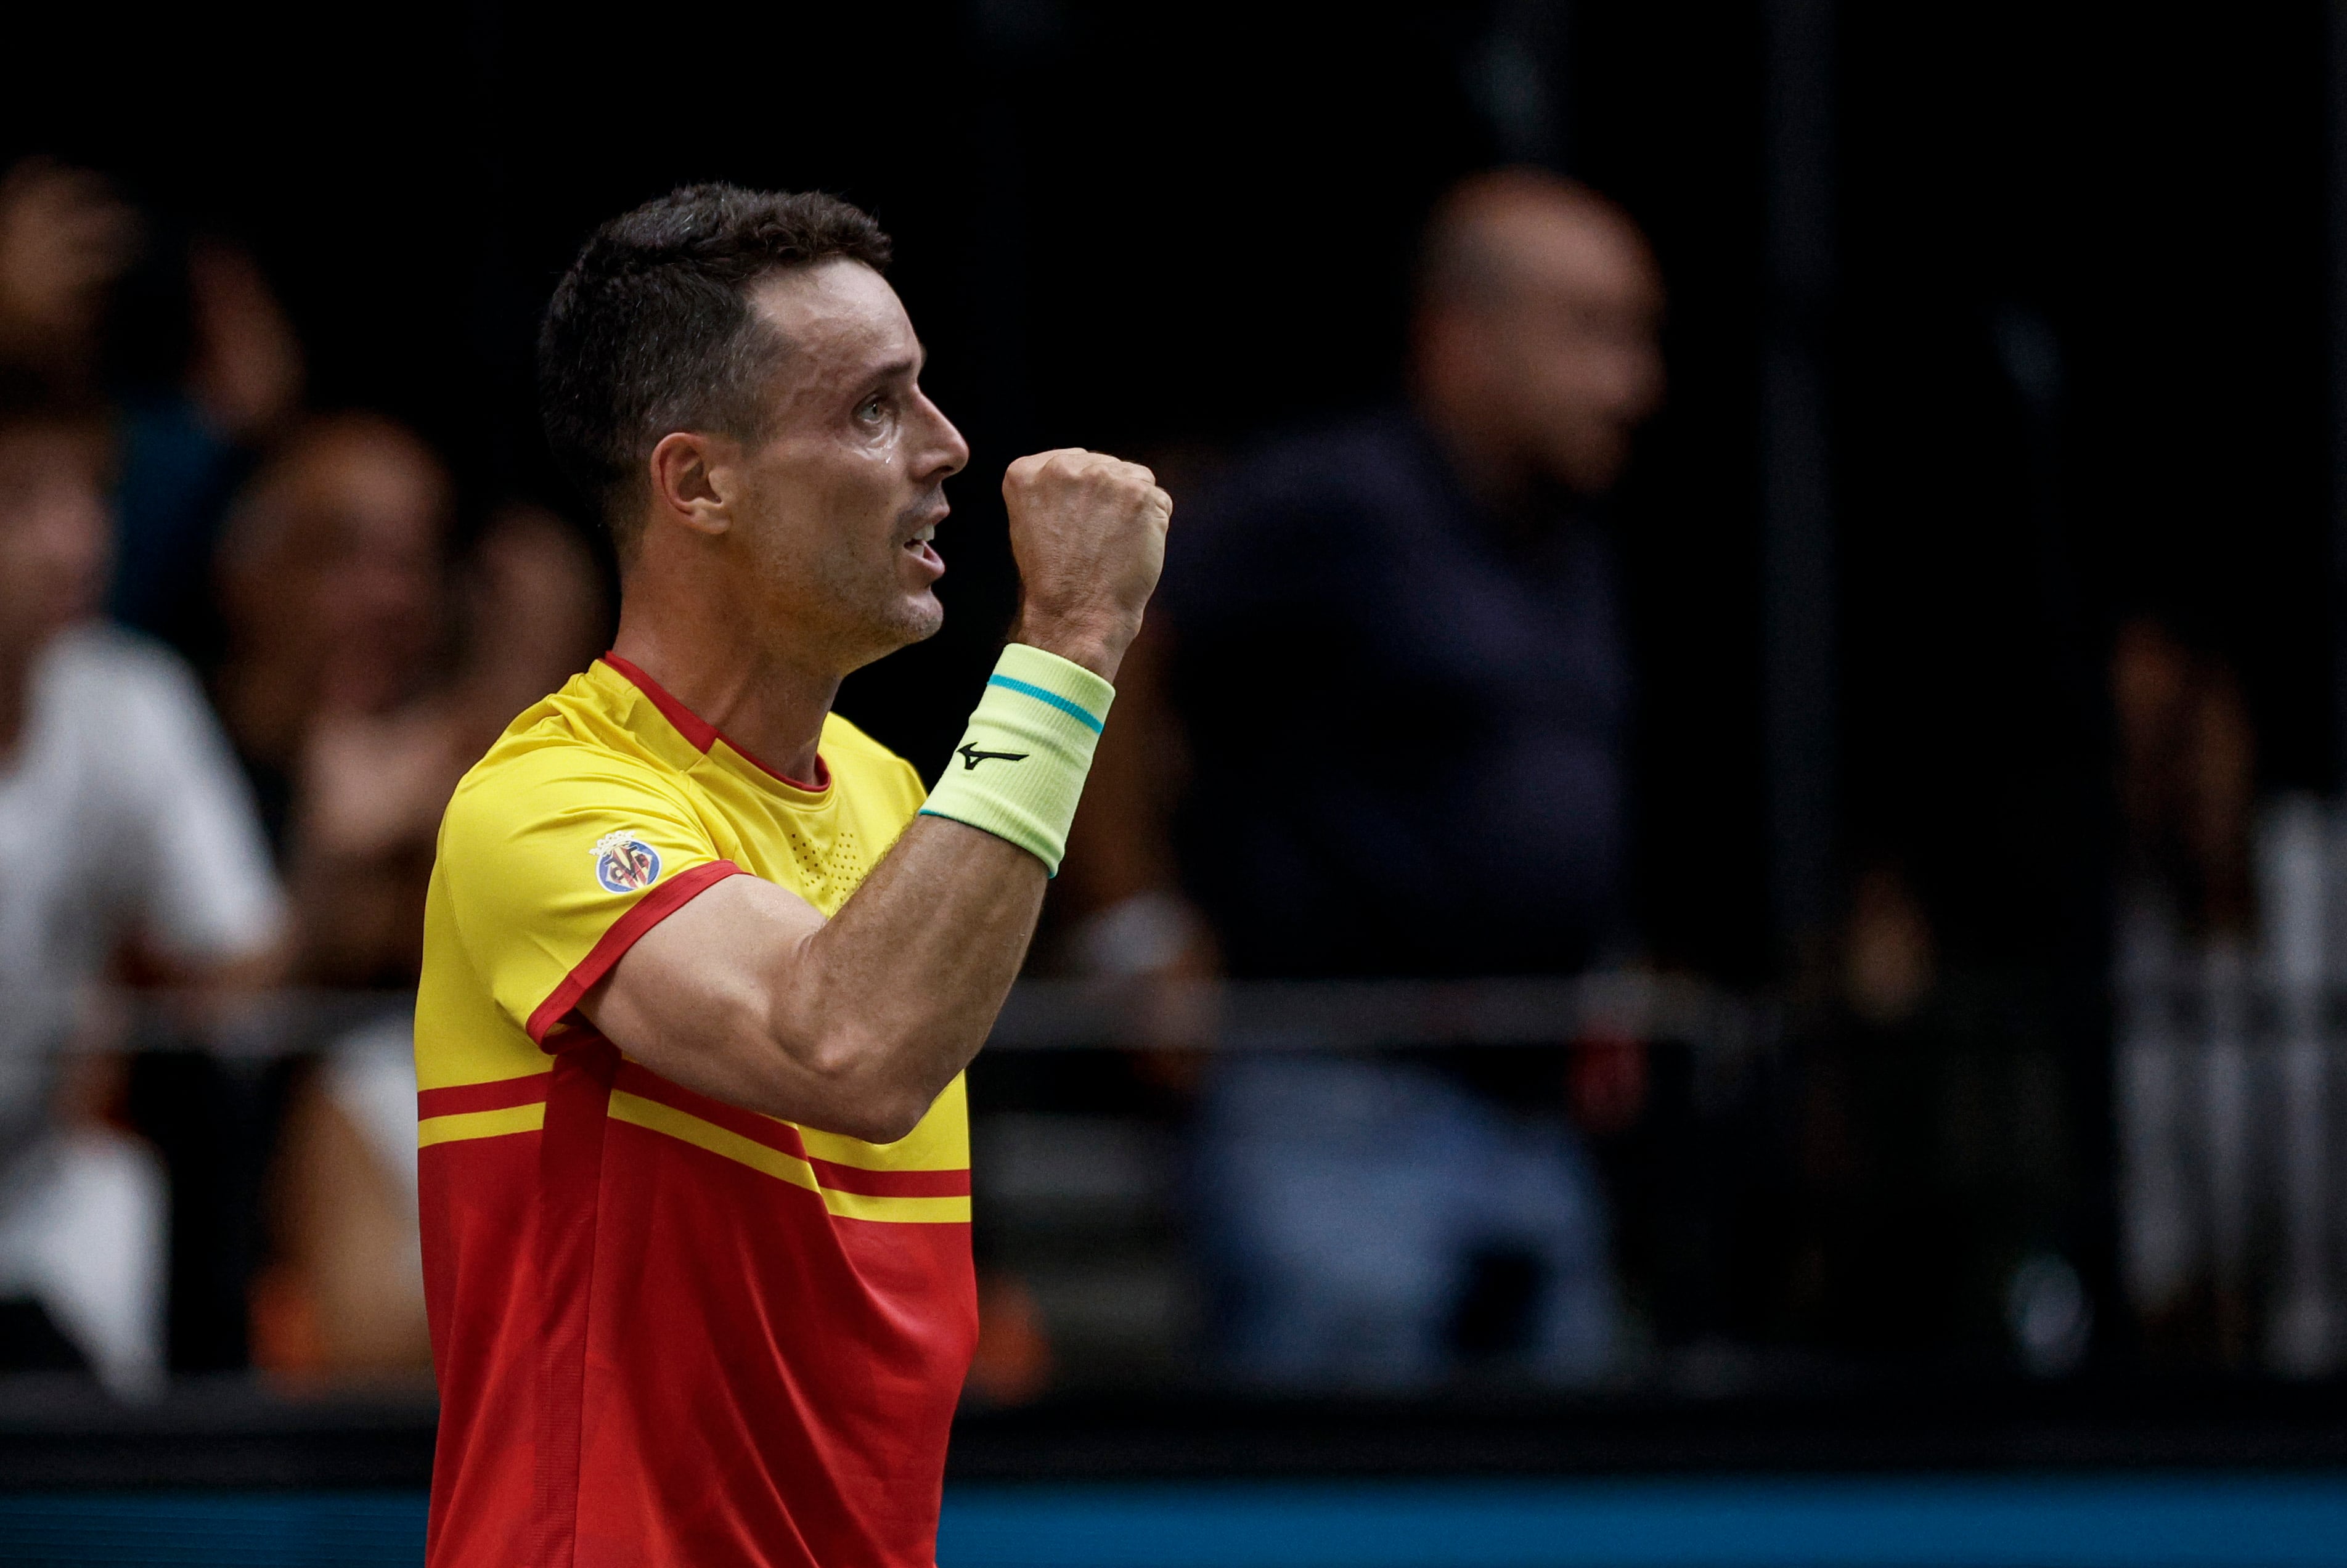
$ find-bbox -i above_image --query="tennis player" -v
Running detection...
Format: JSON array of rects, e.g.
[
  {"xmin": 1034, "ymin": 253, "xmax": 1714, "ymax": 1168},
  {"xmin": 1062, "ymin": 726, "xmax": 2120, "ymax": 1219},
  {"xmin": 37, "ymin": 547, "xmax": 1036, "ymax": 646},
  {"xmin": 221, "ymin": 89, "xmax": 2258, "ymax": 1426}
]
[{"xmin": 412, "ymin": 185, "xmax": 1169, "ymax": 1567}]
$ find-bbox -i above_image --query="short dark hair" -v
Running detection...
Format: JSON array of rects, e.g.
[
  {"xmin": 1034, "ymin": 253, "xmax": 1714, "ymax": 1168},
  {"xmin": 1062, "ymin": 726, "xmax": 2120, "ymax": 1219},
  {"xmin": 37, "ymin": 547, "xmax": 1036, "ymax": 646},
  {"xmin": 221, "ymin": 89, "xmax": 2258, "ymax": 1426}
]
[{"xmin": 537, "ymin": 184, "xmax": 892, "ymax": 553}]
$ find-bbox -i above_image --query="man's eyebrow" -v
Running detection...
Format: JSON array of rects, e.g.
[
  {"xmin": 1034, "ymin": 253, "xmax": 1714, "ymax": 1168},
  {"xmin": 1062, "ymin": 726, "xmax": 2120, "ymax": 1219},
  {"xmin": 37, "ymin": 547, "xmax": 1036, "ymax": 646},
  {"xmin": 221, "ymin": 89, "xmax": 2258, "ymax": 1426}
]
[{"xmin": 871, "ymin": 341, "xmax": 927, "ymax": 382}]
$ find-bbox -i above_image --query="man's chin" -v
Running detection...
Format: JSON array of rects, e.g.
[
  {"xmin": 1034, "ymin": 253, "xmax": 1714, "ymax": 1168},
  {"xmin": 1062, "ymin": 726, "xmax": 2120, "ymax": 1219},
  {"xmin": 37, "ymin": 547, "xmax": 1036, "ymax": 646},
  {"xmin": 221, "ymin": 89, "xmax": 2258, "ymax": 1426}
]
[
  {"xmin": 866, "ymin": 594, "xmax": 944, "ymax": 656},
  {"xmin": 898, "ymin": 592, "xmax": 944, "ymax": 644}
]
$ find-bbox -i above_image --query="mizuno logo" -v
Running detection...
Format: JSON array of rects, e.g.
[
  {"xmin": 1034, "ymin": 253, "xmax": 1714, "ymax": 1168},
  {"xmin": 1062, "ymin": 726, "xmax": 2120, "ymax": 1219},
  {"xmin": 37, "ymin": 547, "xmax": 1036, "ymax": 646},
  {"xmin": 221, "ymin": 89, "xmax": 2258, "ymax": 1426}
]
[{"xmin": 958, "ymin": 744, "xmax": 1030, "ymax": 770}]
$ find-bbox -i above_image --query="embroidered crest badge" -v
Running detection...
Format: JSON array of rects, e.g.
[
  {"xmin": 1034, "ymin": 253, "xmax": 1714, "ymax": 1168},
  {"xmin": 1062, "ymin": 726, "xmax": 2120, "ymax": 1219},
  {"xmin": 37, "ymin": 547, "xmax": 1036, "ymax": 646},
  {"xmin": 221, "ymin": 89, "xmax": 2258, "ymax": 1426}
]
[{"xmin": 594, "ymin": 831, "xmax": 663, "ymax": 894}]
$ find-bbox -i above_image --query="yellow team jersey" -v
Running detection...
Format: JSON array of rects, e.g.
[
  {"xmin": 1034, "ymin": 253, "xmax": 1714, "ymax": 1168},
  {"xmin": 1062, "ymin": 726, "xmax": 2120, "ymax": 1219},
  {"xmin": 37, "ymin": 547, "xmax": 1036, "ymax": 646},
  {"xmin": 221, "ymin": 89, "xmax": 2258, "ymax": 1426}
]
[{"xmin": 414, "ymin": 653, "xmax": 977, "ymax": 1568}]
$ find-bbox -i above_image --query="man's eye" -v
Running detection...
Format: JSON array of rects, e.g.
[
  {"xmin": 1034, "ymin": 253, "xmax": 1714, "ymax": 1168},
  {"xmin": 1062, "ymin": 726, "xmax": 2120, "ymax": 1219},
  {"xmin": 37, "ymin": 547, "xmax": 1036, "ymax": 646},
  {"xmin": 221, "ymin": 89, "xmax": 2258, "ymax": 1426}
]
[{"xmin": 856, "ymin": 395, "xmax": 887, "ymax": 422}]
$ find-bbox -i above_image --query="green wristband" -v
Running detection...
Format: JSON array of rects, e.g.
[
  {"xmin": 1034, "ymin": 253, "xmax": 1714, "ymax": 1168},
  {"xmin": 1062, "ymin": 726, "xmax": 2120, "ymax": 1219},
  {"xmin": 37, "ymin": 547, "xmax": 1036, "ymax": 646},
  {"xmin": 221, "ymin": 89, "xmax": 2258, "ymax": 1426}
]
[{"xmin": 918, "ymin": 643, "xmax": 1115, "ymax": 876}]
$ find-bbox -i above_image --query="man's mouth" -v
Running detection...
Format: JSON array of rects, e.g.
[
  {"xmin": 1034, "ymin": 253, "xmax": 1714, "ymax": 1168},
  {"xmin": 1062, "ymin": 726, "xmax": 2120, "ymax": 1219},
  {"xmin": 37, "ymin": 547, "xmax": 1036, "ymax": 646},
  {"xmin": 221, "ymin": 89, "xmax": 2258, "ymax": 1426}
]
[{"xmin": 904, "ymin": 523, "xmax": 937, "ymax": 549}]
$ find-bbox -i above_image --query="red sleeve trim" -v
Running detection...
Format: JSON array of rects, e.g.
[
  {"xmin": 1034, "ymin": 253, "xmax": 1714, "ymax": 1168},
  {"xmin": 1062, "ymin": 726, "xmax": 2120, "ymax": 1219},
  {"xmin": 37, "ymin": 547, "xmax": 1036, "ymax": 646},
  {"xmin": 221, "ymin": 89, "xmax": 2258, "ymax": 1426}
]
[
  {"xmin": 525, "ymin": 860, "xmax": 748, "ymax": 1045},
  {"xmin": 417, "ymin": 1074, "xmax": 551, "ymax": 1119}
]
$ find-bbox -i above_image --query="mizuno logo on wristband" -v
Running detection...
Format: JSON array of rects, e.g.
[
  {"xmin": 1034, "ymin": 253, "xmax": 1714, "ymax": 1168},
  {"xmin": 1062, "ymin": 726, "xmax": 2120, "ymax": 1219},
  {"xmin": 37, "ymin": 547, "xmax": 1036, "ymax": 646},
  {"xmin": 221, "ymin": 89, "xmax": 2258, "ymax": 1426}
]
[{"xmin": 957, "ymin": 744, "xmax": 1030, "ymax": 770}]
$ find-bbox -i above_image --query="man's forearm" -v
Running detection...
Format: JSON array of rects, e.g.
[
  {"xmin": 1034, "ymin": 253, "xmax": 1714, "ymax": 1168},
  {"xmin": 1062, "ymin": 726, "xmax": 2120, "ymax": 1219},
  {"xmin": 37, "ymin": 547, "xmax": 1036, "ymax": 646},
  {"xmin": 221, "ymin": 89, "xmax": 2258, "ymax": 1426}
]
[
  {"xmin": 588, "ymin": 448, "xmax": 1168, "ymax": 1140},
  {"xmin": 582, "ymin": 816, "xmax": 1043, "ymax": 1143},
  {"xmin": 770, "ymin": 638, "xmax": 1117, "ymax": 1135},
  {"xmin": 776, "ymin": 814, "xmax": 1046, "ymax": 1138}
]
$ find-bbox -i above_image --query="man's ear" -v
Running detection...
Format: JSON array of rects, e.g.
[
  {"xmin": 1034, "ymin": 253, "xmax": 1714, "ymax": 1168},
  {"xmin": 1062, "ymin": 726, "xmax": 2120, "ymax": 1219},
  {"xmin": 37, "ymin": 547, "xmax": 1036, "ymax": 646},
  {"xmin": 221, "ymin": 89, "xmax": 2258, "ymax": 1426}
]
[{"xmin": 647, "ymin": 431, "xmax": 735, "ymax": 538}]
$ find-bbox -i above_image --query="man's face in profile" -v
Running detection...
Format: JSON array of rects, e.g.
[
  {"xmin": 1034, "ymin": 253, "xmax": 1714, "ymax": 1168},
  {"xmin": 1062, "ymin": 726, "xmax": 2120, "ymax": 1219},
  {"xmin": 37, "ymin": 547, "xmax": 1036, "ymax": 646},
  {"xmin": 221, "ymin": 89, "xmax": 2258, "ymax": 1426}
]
[
  {"xmin": 247, "ymin": 428, "xmax": 448, "ymax": 712},
  {"xmin": 729, "ymin": 261, "xmax": 971, "ymax": 672},
  {"xmin": 1494, "ymin": 213, "xmax": 1665, "ymax": 494},
  {"xmin": 1422, "ymin": 195, "xmax": 1665, "ymax": 498}
]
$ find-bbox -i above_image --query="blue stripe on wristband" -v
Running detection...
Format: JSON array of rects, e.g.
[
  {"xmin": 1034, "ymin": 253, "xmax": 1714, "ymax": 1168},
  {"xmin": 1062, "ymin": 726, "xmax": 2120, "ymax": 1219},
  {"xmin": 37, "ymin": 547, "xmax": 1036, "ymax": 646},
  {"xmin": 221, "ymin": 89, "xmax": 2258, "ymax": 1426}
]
[{"xmin": 986, "ymin": 673, "xmax": 1106, "ymax": 733}]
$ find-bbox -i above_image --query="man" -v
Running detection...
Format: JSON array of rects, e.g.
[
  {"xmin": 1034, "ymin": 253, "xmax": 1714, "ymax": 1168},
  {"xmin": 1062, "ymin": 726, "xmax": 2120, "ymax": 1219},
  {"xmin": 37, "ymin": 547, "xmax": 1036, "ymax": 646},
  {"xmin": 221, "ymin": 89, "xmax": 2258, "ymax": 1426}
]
[
  {"xmin": 416, "ymin": 186, "xmax": 1167, "ymax": 1567},
  {"xmin": 1063, "ymin": 169, "xmax": 1664, "ymax": 1386},
  {"xmin": 0, "ymin": 384, "xmax": 285, "ymax": 1393},
  {"xmin": 245, "ymin": 484, "xmax": 608, "ymax": 1380},
  {"xmin": 0, "ymin": 160, "xmax": 307, "ymax": 655},
  {"xmin": 212, "ymin": 414, "xmax": 455, "ymax": 860}
]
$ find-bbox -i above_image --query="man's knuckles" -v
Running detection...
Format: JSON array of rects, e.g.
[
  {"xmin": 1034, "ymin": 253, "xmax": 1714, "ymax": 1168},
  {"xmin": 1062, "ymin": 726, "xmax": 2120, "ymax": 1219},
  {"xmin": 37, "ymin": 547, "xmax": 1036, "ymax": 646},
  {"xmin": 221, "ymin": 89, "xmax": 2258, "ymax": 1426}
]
[{"xmin": 1005, "ymin": 451, "xmax": 1165, "ymax": 525}]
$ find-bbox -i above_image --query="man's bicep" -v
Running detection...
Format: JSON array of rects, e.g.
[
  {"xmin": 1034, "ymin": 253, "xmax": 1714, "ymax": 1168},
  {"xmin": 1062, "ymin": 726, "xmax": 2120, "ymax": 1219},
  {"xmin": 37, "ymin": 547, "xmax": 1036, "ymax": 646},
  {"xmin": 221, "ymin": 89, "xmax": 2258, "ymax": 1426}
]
[{"xmin": 579, "ymin": 873, "xmax": 828, "ymax": 1107}]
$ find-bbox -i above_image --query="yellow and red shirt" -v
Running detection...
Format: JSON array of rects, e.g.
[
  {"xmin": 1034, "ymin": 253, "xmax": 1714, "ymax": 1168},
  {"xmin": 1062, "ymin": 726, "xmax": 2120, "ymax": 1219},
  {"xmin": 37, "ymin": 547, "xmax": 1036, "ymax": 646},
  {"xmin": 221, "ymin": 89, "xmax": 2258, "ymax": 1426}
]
[{"xmin": 414, "ymin": 654, "xmax": 975, "ymax": 1568}]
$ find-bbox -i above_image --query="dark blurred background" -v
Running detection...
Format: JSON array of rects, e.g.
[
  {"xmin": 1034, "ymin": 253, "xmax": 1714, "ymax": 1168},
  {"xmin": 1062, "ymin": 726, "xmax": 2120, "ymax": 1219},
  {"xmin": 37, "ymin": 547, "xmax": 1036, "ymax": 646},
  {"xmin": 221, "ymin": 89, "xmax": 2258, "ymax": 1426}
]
[
  {"xmin": 13, "ymin": 0, "xmax": 2336, "ymax": 960},
  {"xmin": 4, "ymin": 1, "xmax": 2347, "ymax": 1556}
]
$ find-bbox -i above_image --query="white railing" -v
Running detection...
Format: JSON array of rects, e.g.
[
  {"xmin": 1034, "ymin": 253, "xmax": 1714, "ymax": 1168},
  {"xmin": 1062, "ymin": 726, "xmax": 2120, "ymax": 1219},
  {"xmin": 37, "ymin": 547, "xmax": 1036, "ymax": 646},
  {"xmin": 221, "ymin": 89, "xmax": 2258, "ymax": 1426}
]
[
  {"xmin": 2114, "ymin": 792, "xmax": 2347, "ymax": 1374},
  {"xmin": 2115, "ymin": 955, "xmax": 2347, "ymax": 1374}
]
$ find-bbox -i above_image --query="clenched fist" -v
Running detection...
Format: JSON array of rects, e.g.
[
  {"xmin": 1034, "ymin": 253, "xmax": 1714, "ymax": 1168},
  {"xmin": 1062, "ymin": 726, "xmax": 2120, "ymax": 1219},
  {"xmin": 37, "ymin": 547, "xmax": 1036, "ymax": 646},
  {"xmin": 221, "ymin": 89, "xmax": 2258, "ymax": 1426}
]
[{"xmin": 1002, "ymin": 449, "xmax": 1172, "ymax": 682}]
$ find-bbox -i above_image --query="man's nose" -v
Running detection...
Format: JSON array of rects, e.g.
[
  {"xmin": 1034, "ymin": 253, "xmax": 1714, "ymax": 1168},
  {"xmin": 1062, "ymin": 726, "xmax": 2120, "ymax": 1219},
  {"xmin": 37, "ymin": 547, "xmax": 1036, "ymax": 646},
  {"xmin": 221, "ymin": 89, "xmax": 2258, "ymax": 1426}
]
[{"xmin": 916, "ymin": 394, "xmax": 970, "ymax": 480}]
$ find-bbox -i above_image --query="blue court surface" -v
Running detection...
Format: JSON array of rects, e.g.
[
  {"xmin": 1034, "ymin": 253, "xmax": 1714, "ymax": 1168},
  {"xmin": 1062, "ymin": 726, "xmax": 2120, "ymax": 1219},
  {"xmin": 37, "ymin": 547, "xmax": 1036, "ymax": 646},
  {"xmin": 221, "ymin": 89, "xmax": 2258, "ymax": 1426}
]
[{"xmin": 0, "ymin": 1474, "xmax": 2344, "ymax": 1566}]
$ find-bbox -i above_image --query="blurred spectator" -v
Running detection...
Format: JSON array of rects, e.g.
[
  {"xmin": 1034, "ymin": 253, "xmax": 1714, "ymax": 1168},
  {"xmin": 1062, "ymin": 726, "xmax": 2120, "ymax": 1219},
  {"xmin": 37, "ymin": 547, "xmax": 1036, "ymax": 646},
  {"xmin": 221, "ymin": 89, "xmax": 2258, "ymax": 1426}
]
[
  {"xmin": 2113, "ymin": 616, "xmax": 2255, "ymax": 949},
  {"xmin": 218, "ymin": 435, "xmax": 605, "ymax": 1378},
  {"xmin": 1780, "ymin": 615, "xmax": 2256, "ymax": 1373},
  {"xmin": 0, "ymin": 159, "xmax": 304, "ymax": 657},
  {"xmin": 0, "ymin": 160, "xmax": 321, "ymax": 1378},
  {"xmin": 2110, "ymin": 615, "xmax": 2261, "ymax": 1362},
  {"xmin": 1842, "ymin": 862, "xmax": 1940, "ymax": 1029},
  {"xmin": 254, "ymin": 1010, "xmax": 433, "ymax": 1382},
  {"xmin": 212, "ymin": 412, "xmax": 459, "ymax": 983},
  {"xmin": 0, "ymin": 382, "xmax": 285, "ymax": 1394},
  {"xmin": 450, "ymin": 502, "xmax": 609, "ymax": 745},
  {"xmin": 1063, "ymin": 169, "xmax": 1663, "ymax": 1388},
  {"xmin": 0, "ymin": 163, "xmax": 138, "ymax": 397},
  {"xmin": 1784, "ymin": 855, "xmax": 2089, "ymax": 1371}
]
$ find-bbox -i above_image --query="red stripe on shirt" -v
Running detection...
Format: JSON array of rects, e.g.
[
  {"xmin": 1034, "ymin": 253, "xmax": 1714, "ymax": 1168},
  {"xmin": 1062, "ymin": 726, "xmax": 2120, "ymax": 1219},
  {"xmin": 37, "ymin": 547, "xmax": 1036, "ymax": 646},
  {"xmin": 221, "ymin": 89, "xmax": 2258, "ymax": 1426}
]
[
  {"xmin": 614, "ymin": 1061, "xmax": 808, "ymax": 1158},
  {"xmin": 612, "ymin": 1061, "xmax": 969, "ymax": 1197},
  {"xmin": 417, "ymin": 1076, "xmax": 550, "ymax": 1120},
  {"xmin": 526, "ymin": 1037, "xmax": 619, "ymax": 1566},
  {"xmin": 598, "ymin": 653, "xmax": 831, "ymax": 791},
  {"xmin": 523, "ymin": 860, "xmax": 746, "ymax": 1044},
  {"xmin": 806, "ymin": 1159, "xmax": 971, "ymax": 1199}
]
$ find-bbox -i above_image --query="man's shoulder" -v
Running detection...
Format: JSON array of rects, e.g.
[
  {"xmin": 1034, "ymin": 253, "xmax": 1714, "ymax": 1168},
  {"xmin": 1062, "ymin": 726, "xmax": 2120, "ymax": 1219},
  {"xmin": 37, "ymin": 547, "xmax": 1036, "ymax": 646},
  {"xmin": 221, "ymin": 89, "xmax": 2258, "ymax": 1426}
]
[
  {"xmin": 446, "ymin": 683, "xmax": 692, "ymax": 841},
  {"xmin": 29, "ymin": 624, "xmax": 242, "ymax": 798},
  {"xmin": 1214, "ymin": 408, "xmax": 1442, "ymax": 515},
  {"xmin": 1177, "ymin": 410, "xmax": 1447, "ymax": 570},
  {"xmin": 39, "ymin": 621, "xmax": 207, "ymax": 717},
  {"xmin": 1162, "ymin": 410, "xmax": 1440, "ymax": 622}
]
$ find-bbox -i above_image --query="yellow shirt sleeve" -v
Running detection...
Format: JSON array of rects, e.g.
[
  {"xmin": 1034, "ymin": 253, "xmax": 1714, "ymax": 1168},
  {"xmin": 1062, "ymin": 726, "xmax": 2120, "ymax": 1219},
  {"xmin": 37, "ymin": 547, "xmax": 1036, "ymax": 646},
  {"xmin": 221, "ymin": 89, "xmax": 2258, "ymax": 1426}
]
[{"xmin": 436, "ymin": 745, "xmax": 743, "ymax": 1043}]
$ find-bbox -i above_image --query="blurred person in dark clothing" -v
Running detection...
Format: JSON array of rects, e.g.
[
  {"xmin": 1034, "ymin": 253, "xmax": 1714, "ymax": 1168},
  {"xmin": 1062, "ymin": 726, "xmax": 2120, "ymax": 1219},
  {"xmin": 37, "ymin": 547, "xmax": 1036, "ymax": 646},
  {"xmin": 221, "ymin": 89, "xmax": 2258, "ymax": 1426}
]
[
  {"xmin": 208, "ymin": 416, "xmax": 610, "ymax": 1379},
  {"xmin": 0, "ymin": 160, "xmax": 304, "ymax": 656},
  {"xmin": 0, "ymin": 163, "xmax": 137, "ymax": 393},
  {"xmin": 1, "ymin": 160, "xmax": 317, "ymax": 1379},
  {"xmin": 0, "ymin": 384, "xmax": 285, "ymax": 1392},
  {"xmin": 2107, "ymin": 615, "xmax": 2258, "ymax": 1361},
  {"xmin": 1063, "ymin": 169, "xmax": 1663, "ymax": 1387},
  {"xmin": 251, "ymin": 500, "xmax": 606, "ymax": 1381},
  {"xmin": 2111, "ymin": 617, "xmax": 2255, "ymax": 949},
  {"xmin": 212, "ymin": 412, "xmax": 459, "ymax": 983},
  {"xmin": 208, "ymin": 415, "xmax": 611, "ymax": 1381}
]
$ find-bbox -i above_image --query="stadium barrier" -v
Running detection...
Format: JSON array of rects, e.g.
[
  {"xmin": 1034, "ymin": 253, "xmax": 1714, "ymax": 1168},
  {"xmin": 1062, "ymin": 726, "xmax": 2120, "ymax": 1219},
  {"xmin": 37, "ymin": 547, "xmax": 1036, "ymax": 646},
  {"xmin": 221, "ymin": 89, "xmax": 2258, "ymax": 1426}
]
[{"xmin": 4, "ymin": 970, "xmax": 2345, "ymax": 1395}]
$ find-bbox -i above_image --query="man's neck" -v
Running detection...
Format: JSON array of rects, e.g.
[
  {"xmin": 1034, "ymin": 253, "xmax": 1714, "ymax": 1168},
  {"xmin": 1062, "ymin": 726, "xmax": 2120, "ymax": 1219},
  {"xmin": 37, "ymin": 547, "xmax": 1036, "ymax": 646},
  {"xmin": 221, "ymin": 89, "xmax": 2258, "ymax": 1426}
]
[
  {"xmin": 1412, "ymin": 394, "xmax": 1598, "ymax": 553},
  {"xmin": 1415, "ymin": 394, "xmax": 1538, "ymax": 517},
  {"xmin": 216, "ymin": 650, "xmax": 312, "ymax": 770},
  {"xmin": 608, "ymin": 600, "xmax": 841, "ymax": 784}
]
